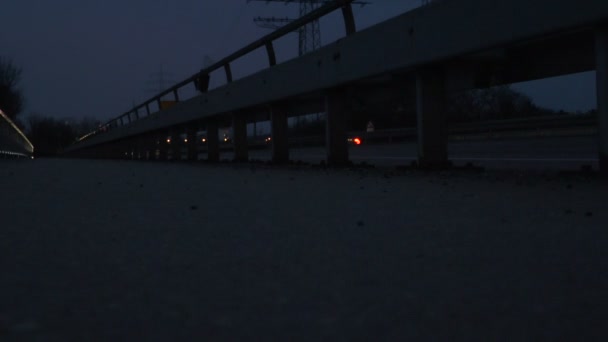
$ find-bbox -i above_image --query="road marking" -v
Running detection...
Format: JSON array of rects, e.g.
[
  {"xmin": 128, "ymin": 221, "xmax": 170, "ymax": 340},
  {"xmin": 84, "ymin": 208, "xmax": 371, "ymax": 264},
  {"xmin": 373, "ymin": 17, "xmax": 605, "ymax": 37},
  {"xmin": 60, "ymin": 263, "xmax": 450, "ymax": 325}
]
[
  {"xmin": 450, "ymin": 157, "xmax": 598, "ymax": 163},
  {"xmin": 295, "ymin": 155, "xmax": 598, "ymax": 163}
]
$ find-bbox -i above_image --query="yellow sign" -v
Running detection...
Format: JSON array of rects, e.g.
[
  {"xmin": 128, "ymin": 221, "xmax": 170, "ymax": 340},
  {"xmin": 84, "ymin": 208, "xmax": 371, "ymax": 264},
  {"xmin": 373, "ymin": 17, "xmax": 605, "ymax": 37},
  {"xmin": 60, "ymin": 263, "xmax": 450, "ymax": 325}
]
[{"xmin": 160, "ymin": 101, "xmax": 177, "ymax": 110}]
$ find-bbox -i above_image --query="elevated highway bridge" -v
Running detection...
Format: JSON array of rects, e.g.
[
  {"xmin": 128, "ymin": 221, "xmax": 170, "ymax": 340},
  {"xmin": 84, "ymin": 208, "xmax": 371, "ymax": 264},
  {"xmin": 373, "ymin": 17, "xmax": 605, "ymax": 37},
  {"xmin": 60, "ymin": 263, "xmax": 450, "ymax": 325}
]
[{"xmin": 65, "ymin": 0, "xmax": 608, "ymax": 174}]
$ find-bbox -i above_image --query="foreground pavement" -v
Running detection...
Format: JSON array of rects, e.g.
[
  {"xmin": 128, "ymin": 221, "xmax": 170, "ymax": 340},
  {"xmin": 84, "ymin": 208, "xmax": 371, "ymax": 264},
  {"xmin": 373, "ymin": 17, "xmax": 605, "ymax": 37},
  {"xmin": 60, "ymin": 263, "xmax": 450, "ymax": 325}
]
[{"xmin": 1, "ymin": 159, "xmax": 607, "ymax": 341}]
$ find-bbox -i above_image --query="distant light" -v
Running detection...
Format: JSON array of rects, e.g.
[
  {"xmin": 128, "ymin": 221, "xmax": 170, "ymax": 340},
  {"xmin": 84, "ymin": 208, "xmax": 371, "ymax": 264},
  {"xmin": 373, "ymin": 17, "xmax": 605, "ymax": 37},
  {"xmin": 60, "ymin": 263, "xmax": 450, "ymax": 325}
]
[
  {"xmin": 202, "ymin": 138, "xmax": 207, "ymax": 143},
  {"xmin": 166, "ymin": 138, "xmax": 171, "ymax": 144},
  {"xmin": 224, "ymin": 138, "xmax": 228, "ymax": 142},
  {"xmin": 184, "ymin": 138, "xmax": 188, "ymax": 143},
  {"xmin": 353, "ymin": 137, "xmax": 362, "ymax": 145}
]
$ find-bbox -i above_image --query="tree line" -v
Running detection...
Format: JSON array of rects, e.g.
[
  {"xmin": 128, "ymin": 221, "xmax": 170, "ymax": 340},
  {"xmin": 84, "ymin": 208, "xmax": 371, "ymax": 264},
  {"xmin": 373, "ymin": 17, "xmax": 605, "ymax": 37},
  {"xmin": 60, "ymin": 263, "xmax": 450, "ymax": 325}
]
[
  {"xmin": 293, "ymin": 85, "xmax": 595, "ymax": 135},
  {"xmin": 1, "ymin": 57, "xmax": 99, "ymax": 156},
  {"xmin": 0, "ymin": 57, "xmax": 24, "ymax": 124}
]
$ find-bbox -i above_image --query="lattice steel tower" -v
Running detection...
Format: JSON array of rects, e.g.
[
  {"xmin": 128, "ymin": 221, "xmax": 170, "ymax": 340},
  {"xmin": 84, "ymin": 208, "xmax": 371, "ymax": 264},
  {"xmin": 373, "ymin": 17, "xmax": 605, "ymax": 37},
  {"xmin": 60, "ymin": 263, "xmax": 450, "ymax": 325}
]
[
  {"xmin": 298, "ymin": 1, "xmax": 322, "ymax": 56},
  {"xmin": 248, "ymin": 0, "xmax": 367, "ymax": 56}
]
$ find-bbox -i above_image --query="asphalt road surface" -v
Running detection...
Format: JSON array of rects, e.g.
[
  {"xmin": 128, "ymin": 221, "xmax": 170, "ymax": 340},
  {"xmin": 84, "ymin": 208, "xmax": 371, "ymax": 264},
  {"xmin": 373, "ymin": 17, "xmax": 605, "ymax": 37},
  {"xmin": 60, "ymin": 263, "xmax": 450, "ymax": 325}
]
[{"xmin": 1, "ymin": 158, "xmax": 607, "ymax": 340}]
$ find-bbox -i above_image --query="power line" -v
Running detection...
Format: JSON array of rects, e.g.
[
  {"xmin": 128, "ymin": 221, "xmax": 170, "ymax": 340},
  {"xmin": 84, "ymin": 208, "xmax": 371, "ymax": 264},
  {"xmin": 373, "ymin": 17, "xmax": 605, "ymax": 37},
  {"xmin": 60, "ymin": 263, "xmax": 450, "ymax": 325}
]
[
  {"xmin": 145, "ymin": 64, "xmax": 176, "ymax": 98},
  {"xmin": 248, "ymin": 0, "xmax": 369, "ymax": 56}
]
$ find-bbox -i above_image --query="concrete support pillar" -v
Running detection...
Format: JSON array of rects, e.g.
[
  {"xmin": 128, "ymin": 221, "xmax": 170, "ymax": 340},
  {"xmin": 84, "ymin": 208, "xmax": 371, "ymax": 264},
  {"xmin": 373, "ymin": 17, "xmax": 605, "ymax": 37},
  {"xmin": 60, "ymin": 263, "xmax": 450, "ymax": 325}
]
[
  {"xmin": 145, "ymin": 133, "xmax": 156, "ymax": 160},
  {"xmin": 232, "ymin": 112, "xmax": 248, "ymax": 162},
  {"xmin": 170, "ymin": 128, "xmax": 182, "ymax": 161},
  {"xmin": 158, "ymin": 132, "xmax": 168, "ymax": 161},
  {"xmin": 122, "ymin": 140, "xmax": 129, "ymax": 159},
  {"xmin": 186, "ymin": 125, "xmax": 198, "ymax": 161},
  {"xmin": 595, "ymin": 28, "xmax": 608, "ymax": 174},
  {"xmin": 270, "ymin": 105, "xmax": 289, "ymax": 163},
  {"xmin": 206, "ymin": 120, "xmax": 220, "ymax": 162},
  {"xmin": 121, "ymin": 140, "xmax": 131, "ymax": 159},
  {"xmin": 325, "ymin": 89, "xmax": 349, "ymax": 165},
  {"xmin": 98, "ymin": 144, "xmax": 108, "ymax": 159},
  {"xmin": 135, "ymin": 137, "xmax": 144, "ymax": 160},
  {"xmin": 143, "ymin": 134, "xmax": 154, "ymax": 160},
  {"xmin": 416, "ymin": 67, "xmax": 448, "ymax": 167}
]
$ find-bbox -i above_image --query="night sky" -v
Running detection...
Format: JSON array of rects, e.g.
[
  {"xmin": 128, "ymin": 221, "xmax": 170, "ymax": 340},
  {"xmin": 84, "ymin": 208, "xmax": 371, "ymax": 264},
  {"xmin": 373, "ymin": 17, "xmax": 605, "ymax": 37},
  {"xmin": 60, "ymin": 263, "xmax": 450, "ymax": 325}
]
[{"xmin": 0, "ymin": 0, "xmax": 597, "ymax": 123}]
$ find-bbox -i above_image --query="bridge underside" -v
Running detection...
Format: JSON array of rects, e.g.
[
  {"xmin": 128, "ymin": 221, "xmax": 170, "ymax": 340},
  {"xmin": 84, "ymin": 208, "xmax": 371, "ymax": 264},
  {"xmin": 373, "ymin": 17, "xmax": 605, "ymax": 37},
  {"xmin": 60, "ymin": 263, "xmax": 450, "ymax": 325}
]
[{"xmin": 65, "ymin": 0, "xmax": 608, "ymax": 173}]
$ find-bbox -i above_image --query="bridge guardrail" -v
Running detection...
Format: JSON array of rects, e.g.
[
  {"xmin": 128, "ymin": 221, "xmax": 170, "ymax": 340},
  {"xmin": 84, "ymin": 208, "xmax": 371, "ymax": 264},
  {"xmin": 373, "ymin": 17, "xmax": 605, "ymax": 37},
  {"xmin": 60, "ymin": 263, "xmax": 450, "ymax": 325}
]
[
  {"xmin": 85, "ymin": 0, "xmax": 358, "ymax": 138},
  {"xmin": 0, "ymin": 109, "xmax": 34, "ymax": 158}
]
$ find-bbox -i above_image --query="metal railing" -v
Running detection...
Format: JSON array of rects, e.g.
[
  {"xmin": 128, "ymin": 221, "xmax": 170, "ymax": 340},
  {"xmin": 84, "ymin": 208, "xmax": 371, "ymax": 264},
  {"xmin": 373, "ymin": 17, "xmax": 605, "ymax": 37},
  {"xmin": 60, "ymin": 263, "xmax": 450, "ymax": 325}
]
[
  {"xmin": 0, "ymin": 109, "xmax": 34, "ymax": 158},
  {"xmin": 89, "ymin": 0, "xmax": 357, "ymax": 137}
]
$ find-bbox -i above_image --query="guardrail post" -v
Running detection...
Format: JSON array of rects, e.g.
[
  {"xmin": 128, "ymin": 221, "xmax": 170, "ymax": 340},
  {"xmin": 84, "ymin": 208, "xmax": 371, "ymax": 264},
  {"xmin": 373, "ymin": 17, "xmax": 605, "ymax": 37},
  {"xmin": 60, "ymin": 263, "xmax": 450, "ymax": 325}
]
[
  {"xmin": 341, "ymin": 3, "xmax": 357, "ymax": 36},
  {"xmin": 232, "ymin": 112, "xmax": 248, "ymax": 162},
  {"xmin": 596, "ymin": 27, "xmax": 608, "ymax": 175},
  {"xmin": 270, "ymin": 104, "xmax": 289, "ymax": 163},
  {"xmin": 265, "ymin": 42, "xmax": 277, "ymax": 67},
  {"xmin": 186, "ymin": 124, "xmax": 198, "ymax": 161},
  {"xmin": 325, "ymin": 88, "xmax": 350, "ymax": 165},
  {"xmin": 416, "ymin": 67, "xmax": 449, "ymax": 168},
  {"xmin": 224, "ymin": 64, "xmax": 233, "ymax": 84},
  {"xmin": 206, "ymin": 120, "xmax": 220, "ymax": 162}
]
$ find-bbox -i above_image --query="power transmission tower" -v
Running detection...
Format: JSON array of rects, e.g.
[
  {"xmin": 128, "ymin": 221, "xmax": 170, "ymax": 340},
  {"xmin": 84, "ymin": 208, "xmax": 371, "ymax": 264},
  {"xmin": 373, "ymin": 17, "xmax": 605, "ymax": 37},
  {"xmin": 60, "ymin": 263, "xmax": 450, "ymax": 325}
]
[
  {"xmin": 248, "ymin": 0, "xmax": 368, "ymax": 56},
  {"xmin": 146, "ymin": 64, "xmax": 175, "ymax": 95}
]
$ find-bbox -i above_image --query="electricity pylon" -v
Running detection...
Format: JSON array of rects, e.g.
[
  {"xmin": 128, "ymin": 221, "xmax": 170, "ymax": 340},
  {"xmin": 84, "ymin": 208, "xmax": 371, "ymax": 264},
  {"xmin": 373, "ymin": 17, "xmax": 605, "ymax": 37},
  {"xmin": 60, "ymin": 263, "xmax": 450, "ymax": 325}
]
[{"xmin": 248, "ymin": 0, "xmax": 368, "ymax": 56}]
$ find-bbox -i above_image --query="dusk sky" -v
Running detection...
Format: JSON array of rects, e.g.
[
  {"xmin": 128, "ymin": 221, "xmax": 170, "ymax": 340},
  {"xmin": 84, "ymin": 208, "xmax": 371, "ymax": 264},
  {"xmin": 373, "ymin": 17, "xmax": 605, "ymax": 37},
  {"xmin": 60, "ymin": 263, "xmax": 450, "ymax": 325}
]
[{"xmin": 0, "ymin": 0, "xmax": 597, "ymax": 123}]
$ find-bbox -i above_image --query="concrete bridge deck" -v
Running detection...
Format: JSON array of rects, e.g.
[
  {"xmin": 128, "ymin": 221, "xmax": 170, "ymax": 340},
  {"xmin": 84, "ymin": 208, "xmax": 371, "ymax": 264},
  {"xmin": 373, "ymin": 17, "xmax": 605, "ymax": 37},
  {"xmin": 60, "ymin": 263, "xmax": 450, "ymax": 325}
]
[
  {"xmin": 1, "ymin": 159, "xmax": 607, "ymax": 340},
  {"xmin": 67, "ymin": 0, "xmax": 608, "ymax": 173}
]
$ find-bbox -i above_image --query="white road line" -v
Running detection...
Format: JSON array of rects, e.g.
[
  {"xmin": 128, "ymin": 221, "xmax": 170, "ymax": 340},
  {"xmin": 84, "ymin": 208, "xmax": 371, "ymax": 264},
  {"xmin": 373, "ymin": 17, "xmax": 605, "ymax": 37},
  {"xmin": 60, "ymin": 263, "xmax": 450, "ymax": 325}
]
[
  {"xmin": 450, "ymin": 157, "xmax": 598, "ymax": 163},
  {"xmin": 295, "ymin": 155, "xmax": 598, "ymax": 163}
]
